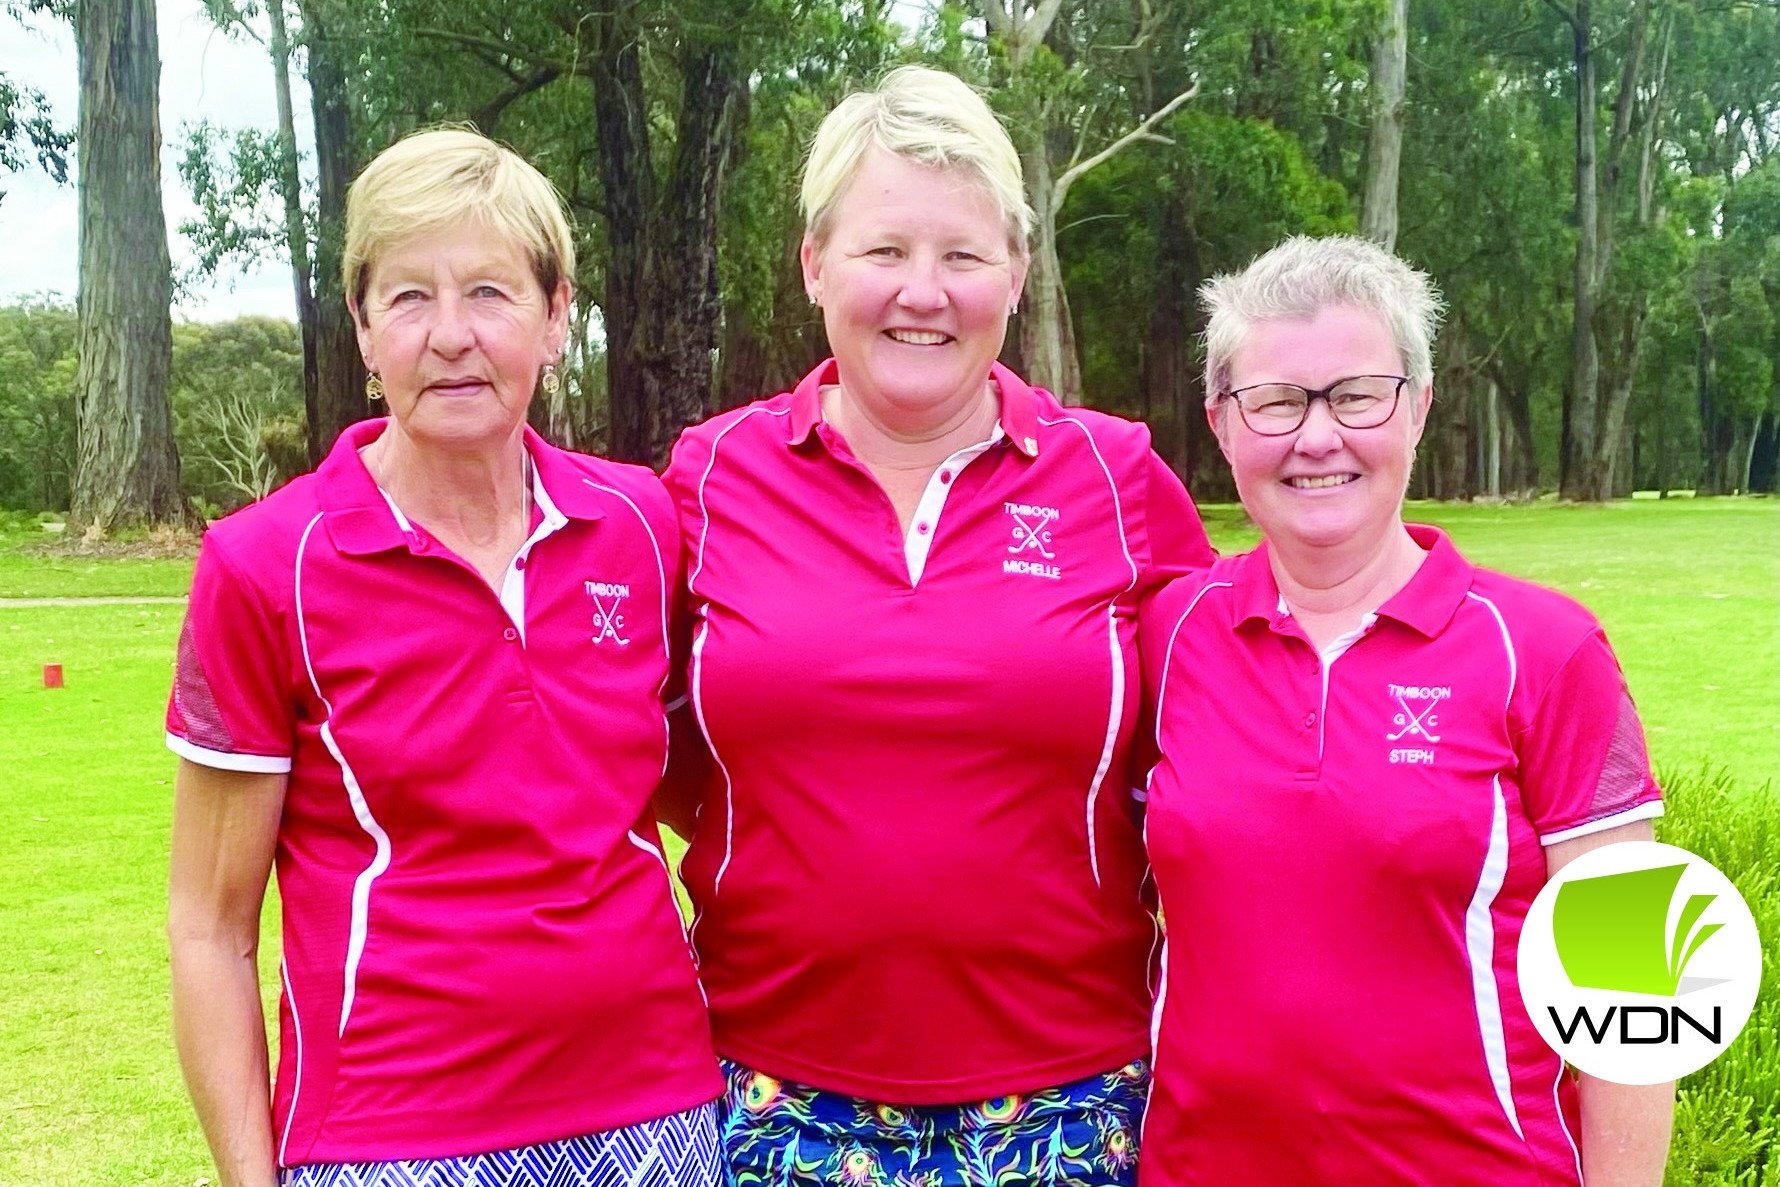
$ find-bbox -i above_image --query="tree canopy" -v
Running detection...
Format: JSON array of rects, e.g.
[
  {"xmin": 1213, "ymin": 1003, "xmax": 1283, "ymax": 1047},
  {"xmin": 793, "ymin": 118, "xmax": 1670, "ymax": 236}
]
[{"xmin": 4, "ymin": 0, "xmax": 1777, "ymax": 517}]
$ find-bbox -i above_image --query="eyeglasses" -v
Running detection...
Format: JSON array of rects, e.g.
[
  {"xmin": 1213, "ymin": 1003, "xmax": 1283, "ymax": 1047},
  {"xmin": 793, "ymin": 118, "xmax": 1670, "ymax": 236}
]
[{"xmin": 1218, "ymin": 375, "xmax": 1408, "ymax": 436}]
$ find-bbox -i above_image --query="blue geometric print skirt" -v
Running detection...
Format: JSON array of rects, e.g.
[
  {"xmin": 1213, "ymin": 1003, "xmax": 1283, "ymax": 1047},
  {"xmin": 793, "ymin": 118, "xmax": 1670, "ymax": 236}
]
[
  {"xmin": 280, "ymin": 1101, "xmax": 723, "ymax": 1187},
  {"xmin": 716, "ymin": 1059, "xmax": 1147, "ymax": 1187}
]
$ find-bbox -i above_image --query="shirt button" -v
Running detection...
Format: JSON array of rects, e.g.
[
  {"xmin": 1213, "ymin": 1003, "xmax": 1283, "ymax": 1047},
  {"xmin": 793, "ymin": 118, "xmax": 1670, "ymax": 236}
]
[
  {"xmin": 1305, "ymin": 712, "xmax": 1318, "ymax": 729},
  {"xmin": 515, "ymin": 556, "xmax": 527, "ymax": 571},
  {"xmin": 916, "ymin": 522, "xmax": 930, "ymax": 535},
  {"xmin": 502, "ymin": 627, "xmax": 518, "ymax": 642},
  {"xmin": 939, "ymin": 471, "xmax": 952, "ymax": 484}
]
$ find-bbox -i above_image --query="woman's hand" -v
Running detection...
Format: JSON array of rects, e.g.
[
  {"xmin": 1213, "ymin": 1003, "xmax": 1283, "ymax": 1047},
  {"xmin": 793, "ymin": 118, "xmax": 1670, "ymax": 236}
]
[{"xmin": 167, "ymin": 758, "xmax": 287, "ymax": 1187}]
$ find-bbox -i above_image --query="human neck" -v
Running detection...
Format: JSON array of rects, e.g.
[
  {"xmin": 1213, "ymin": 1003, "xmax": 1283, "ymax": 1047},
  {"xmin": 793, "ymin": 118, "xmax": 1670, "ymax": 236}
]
[
  {"xmin": 823, "ymin": 380, "xmax": 1000, "ymax": 474},
  {"xmin": 360, "ymin": 422, "xmax": 530, "ymax": 556},
  {"xmin": 1269, "ymin": 522, "xmax": 1427, "ymax": 650}
]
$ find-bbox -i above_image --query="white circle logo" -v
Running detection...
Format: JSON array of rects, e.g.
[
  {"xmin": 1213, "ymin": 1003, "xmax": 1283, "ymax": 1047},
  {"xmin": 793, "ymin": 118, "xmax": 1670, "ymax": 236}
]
[{"xmin": 1519, "ymin": 841, "xmax": 1762, "ymax": 1084}]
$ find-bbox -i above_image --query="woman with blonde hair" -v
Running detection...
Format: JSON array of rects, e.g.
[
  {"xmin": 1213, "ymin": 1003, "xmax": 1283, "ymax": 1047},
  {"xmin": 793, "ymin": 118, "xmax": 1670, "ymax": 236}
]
[
  {"xmin": 659, "ymin": 66, "xmax": 1214, "ymax": 1185},
  {"xmin": 166, "ymin": 128, "xmax": 723, "ymax": 1187}
]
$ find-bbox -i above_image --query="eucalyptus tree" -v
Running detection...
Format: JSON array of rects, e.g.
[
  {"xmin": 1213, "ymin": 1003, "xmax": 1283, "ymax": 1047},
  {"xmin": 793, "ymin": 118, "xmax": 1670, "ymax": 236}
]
[
  {"xmin": 0, "ymin": 3, "xmax": 72, "ymax": 205},
  {"xmin": 182, "ymin": 0, "xmax": 366, "ymax": 461},
  {"xmin": 72, "ymin": 0, "xmax": 187, "ymax": 531},
  {"xmin": 1358, "ymin": 0, "xmax": 1408, "ymax": 249},
  {"xmin": 978, "ymin": 0, "xmax": 1200, "ymax": 403}
]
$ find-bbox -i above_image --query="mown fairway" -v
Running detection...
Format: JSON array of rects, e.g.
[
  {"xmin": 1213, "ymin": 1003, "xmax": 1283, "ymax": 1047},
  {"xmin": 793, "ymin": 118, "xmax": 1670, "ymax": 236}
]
[{"xmin": 0, "ymin": 499, "xmax": 1774, "ymax": 1185}]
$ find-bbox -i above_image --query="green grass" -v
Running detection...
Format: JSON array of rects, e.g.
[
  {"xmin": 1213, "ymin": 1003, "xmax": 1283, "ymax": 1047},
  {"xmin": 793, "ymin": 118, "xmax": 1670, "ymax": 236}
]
[
  {"xmin": 0, "ymin": 498, "xmax": 1774, "ymax": 1185},
  {"xmin": 0, "ymin": 521, "xmax": 195, "ymax": 599}
]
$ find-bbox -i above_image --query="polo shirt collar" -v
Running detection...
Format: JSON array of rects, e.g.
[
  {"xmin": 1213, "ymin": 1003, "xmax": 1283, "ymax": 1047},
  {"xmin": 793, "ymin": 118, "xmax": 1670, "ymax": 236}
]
[
  {"xmin": 1375, "ymin": 524, "xmax": 1472, "ymax": 638},
  {"xmin": 317, "ymin": 418, "xmax": 602, "ymax": 556},
  {"xmin": 1230, "ymin": 523, "xmax": 1472, "ymax": 639},
  {"xmin": 785, "ymin": 357, "xmax": 1043, "ymax": 458}
]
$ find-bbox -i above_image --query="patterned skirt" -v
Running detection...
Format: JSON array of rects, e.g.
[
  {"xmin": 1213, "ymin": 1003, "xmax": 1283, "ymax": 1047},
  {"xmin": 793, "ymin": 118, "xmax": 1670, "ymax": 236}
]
[
  {"xmin": 717, "ymin": 1059, "xmax": 1148, "ymax": 1187},
  {"xmin": 280, "ymin": 1101, "xmax": 723, "ymax": 1187}
]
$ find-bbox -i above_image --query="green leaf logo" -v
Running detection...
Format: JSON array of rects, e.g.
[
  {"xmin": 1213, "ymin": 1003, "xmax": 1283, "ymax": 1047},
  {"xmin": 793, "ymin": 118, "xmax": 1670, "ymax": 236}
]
[{"xmin": 1552, "ymin": 864, "xmax": 1723, "ymax": 996}]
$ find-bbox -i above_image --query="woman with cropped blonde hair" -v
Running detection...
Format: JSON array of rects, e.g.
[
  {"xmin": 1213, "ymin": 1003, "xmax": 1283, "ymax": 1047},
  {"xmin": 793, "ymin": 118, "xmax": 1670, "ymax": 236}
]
[
  {"xmin": 167, "ymin": 127, "xmax": 723, "ymax": 1187},
  {"xmin": 658, "ymin": 65, "xmax": 1214, "ymax": 1185}
]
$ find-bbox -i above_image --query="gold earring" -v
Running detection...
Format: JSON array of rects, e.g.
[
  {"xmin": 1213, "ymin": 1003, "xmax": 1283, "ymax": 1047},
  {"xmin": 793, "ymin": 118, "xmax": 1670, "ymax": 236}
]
[
  {"xmin": 541, "ymin": 364, "xmax": 561, "ymax": 396},
  {"xmin": 366, "ymin": 373, "xmax": 384, "ymax": 401}
]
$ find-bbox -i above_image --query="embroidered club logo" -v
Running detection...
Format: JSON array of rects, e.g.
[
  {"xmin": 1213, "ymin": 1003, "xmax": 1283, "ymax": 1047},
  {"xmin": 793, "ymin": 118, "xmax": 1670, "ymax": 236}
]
[
  {"xmin": 1386, "ymin": 682, "xmax": 1450, "ymax": 765},
  {"xmin": 1002, "ymin": 501, "xmax": 1062, "ymax": 580},
  {"xmin": 1519, "ymin": 841, "xmax": 1761, "ymax": 1084},
  {"xmin": 584, "ymin": 580, "xmax": 631, "ymax": 646}
]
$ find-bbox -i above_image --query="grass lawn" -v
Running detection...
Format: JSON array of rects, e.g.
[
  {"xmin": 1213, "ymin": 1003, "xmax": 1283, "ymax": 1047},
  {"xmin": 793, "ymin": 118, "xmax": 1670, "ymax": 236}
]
[{"xmin": 0, "ymin": 498, "xmax": 1774, "ymax": 1184}]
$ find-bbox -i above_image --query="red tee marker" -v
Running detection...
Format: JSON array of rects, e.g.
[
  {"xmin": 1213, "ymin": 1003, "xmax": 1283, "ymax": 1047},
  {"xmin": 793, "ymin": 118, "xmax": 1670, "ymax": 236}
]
[{"xmin": 42, "ymin": 664, "xmax": 63, "ymax": 689}]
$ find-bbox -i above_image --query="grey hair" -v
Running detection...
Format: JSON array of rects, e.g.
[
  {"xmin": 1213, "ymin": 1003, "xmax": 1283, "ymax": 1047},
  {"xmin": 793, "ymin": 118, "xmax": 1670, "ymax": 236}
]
[{"xmin": 1199, "ymin": 235, "xmax": 1445, "ymax": 402}]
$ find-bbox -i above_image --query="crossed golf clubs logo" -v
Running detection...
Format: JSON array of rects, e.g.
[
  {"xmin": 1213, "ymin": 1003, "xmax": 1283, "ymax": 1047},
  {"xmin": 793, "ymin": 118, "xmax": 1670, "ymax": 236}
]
[
  {"xmin": 1007, "ymin": 512, "xmax": 1056, "ymax": 559},
  {"xmin": 1388, "ymin": 695, "xmax": 1442, "ymax": 743},
  {"xmin": 588, "ymin": 589, "xmax": 630, "ymax": 646}
]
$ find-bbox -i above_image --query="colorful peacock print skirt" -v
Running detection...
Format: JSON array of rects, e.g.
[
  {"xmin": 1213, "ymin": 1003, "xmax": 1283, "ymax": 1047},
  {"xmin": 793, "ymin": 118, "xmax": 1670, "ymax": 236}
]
[{"xmin": 717, "ymin": 1058, "xmax": 1147, "ymax": 1187}]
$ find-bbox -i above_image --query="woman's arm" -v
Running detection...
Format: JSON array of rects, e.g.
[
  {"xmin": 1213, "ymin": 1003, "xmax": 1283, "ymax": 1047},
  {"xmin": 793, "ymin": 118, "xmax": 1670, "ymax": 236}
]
[
  {"xmin": 167, "ymin": 758, "xmax": 287, "ymax": 1187},
  {"xmin": 1545, "ymin": 820, "xmax": 1675, "ymax": 1187}
]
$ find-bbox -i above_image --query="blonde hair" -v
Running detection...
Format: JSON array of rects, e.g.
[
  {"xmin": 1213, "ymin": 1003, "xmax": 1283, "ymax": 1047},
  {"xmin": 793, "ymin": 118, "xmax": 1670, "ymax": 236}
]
[
  {"xmin": 801, "ymin": 65, "xmax": 1032, "ymax": 254},
  {"xmin": 343, "ymin": 127, "xmax": 575, "ymax": 316},
  {"xmin": 1200, "ymin": 235, "xmax": 1445, "ymax": 400}
]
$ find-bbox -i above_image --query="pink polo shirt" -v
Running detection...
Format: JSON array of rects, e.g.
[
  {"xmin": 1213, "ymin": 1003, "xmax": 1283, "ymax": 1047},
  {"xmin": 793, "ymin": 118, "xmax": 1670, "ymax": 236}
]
[
  {"xmin": 1138, "ymin": 525, "xmax": 1662, "ymax": 1187},
  {"xmin": 661, "ymin": 358, "xmax": 1214, "ymax": 1103},
  {"xmin": 165, "ymin": 419, "xmax": 721, "ymax": 1166}
]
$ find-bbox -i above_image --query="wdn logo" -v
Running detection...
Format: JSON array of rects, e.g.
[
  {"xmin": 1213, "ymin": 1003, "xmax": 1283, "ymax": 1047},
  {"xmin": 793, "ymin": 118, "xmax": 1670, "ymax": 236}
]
[{"xmin": 1518, "ymin": 841, "xmax": 1761, "ymax": 1084}]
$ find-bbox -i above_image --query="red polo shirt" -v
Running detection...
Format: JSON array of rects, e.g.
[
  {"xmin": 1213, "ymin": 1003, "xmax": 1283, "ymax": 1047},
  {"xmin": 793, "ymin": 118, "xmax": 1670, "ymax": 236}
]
[
  {"xmin": 1137, "ymin": 526, "xmax": 1662, "ymax": 1186},
  {"xmin": 165, "ymin": 419, "xmax": 721, "ymax": 1166},
  {"xmin": 661, "ymin": 359, "xmax": 1214, "ymax": 1103}
]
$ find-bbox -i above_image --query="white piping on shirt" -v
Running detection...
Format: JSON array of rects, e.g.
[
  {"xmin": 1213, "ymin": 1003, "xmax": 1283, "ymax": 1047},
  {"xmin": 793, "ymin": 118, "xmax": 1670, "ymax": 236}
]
[
  {"xmin": 1038, "ymin": 415, "xmax": 1140, "ymax": 889},
  {"xmin": 1465, "ymin": 775, "xmax": 1525, "ymax": 1140},
  {"xmin": 582, "ymin": 478, "xmax": 671, "ymax": 777},
  {"xmin": 276, "ymin": 956, "xmax": 304, "ymax": 1165},
  {"xmin": 687, "ymin": 408, "xmax": 789, "ymax": 957},
  {"xmin": 294, "ymin": 510, "xmax": 392, "ymax": 1039},
  {"xmin": 1144, "ymin": 579, "xmax": 1233, "ymax": 1113}
]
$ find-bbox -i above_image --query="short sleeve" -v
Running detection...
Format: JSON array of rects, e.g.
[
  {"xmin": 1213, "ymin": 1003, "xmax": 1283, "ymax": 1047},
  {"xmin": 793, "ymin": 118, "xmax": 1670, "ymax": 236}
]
[
  {"xmin": 1516, "ymin": 629, "xmax": 1663, "ymax": 844},
  {"xmin": 165, "ymin": 537, "xmax": 295, "ymax": 772},
  {"xmin": 1136, "ymin": 449, "xmax": 1215, "ymax": 595}
]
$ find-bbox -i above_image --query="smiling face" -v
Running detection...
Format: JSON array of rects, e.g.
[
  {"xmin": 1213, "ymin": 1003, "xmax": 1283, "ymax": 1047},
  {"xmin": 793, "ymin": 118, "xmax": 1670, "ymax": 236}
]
[
  {"xmin": 352, "ymin": 219, "xmax": 569, "ymax": 453},
  {"xmin": 1213, "ymin": 304, "xmax": 1431, "ymax": 557},
  {"xmin": 801, "ymin": 148, "xmax": 1026, "ymax": 426}
]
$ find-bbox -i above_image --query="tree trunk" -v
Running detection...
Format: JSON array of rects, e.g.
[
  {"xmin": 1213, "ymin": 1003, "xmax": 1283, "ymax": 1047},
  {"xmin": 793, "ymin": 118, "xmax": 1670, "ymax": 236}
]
[
  {"xmin": 1143, "ymin": 186, "xmax": 1199, "ymax": 479},
  {"xmin": 1018, "ymin": 140, "xmax": 1075, "ymax": 400},
  {"xmin": 300, "ymin": 0, "xmax": 366, "ymax": 454},
  {"xmin": 1484, "ymin": 377, "xmax": 1502, "ymax": 498},
  {"xmin": 1359, "ymin": 0, "xmax": 1408, "ymax": 250},
  {"xmin": 266, "ymin": 0, "xmax": 322, "ymax": 464},
  {"xmin": 1561, "ymin": 0, "xmax": 1600, "ymax": 501},
  {"xmin": 592, "ymin": 20, "xmax": 741, "ymax": 465},
  {"xmin": 72, "ymin": 0, "xmax": 187, "ymax": 532}
]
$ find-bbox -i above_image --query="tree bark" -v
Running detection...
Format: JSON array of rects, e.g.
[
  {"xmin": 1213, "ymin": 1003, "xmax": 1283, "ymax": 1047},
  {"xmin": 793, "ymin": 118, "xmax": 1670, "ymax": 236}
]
[
  {"xmin": 72, "ymin": 0, "xmax": 187, "ymax": 532},
  {"xmin": 1359, "ymin": 0, "xmax": 1408, "ymax": 250},
  {"xmin": 591, "ymin": 16, "xmax": 741, "ymax": 465},
  {"xmin": 1559, "ymin": 0, "xmax": 1601, "ymax": 501},
  {"xmin": 299, "ymin": 0, "xmax": 366, "ymax": 454},
  {"xmin": 1018, "ymin": 139, "xmax": 1072, "ymax": 398}
]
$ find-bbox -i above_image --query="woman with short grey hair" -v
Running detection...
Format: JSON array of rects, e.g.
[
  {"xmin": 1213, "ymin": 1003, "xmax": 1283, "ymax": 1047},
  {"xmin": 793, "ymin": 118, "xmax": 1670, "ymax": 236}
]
[{"xmin": 1140, "ymin": 234, "xmax": 1672, "ymax": 1186}]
